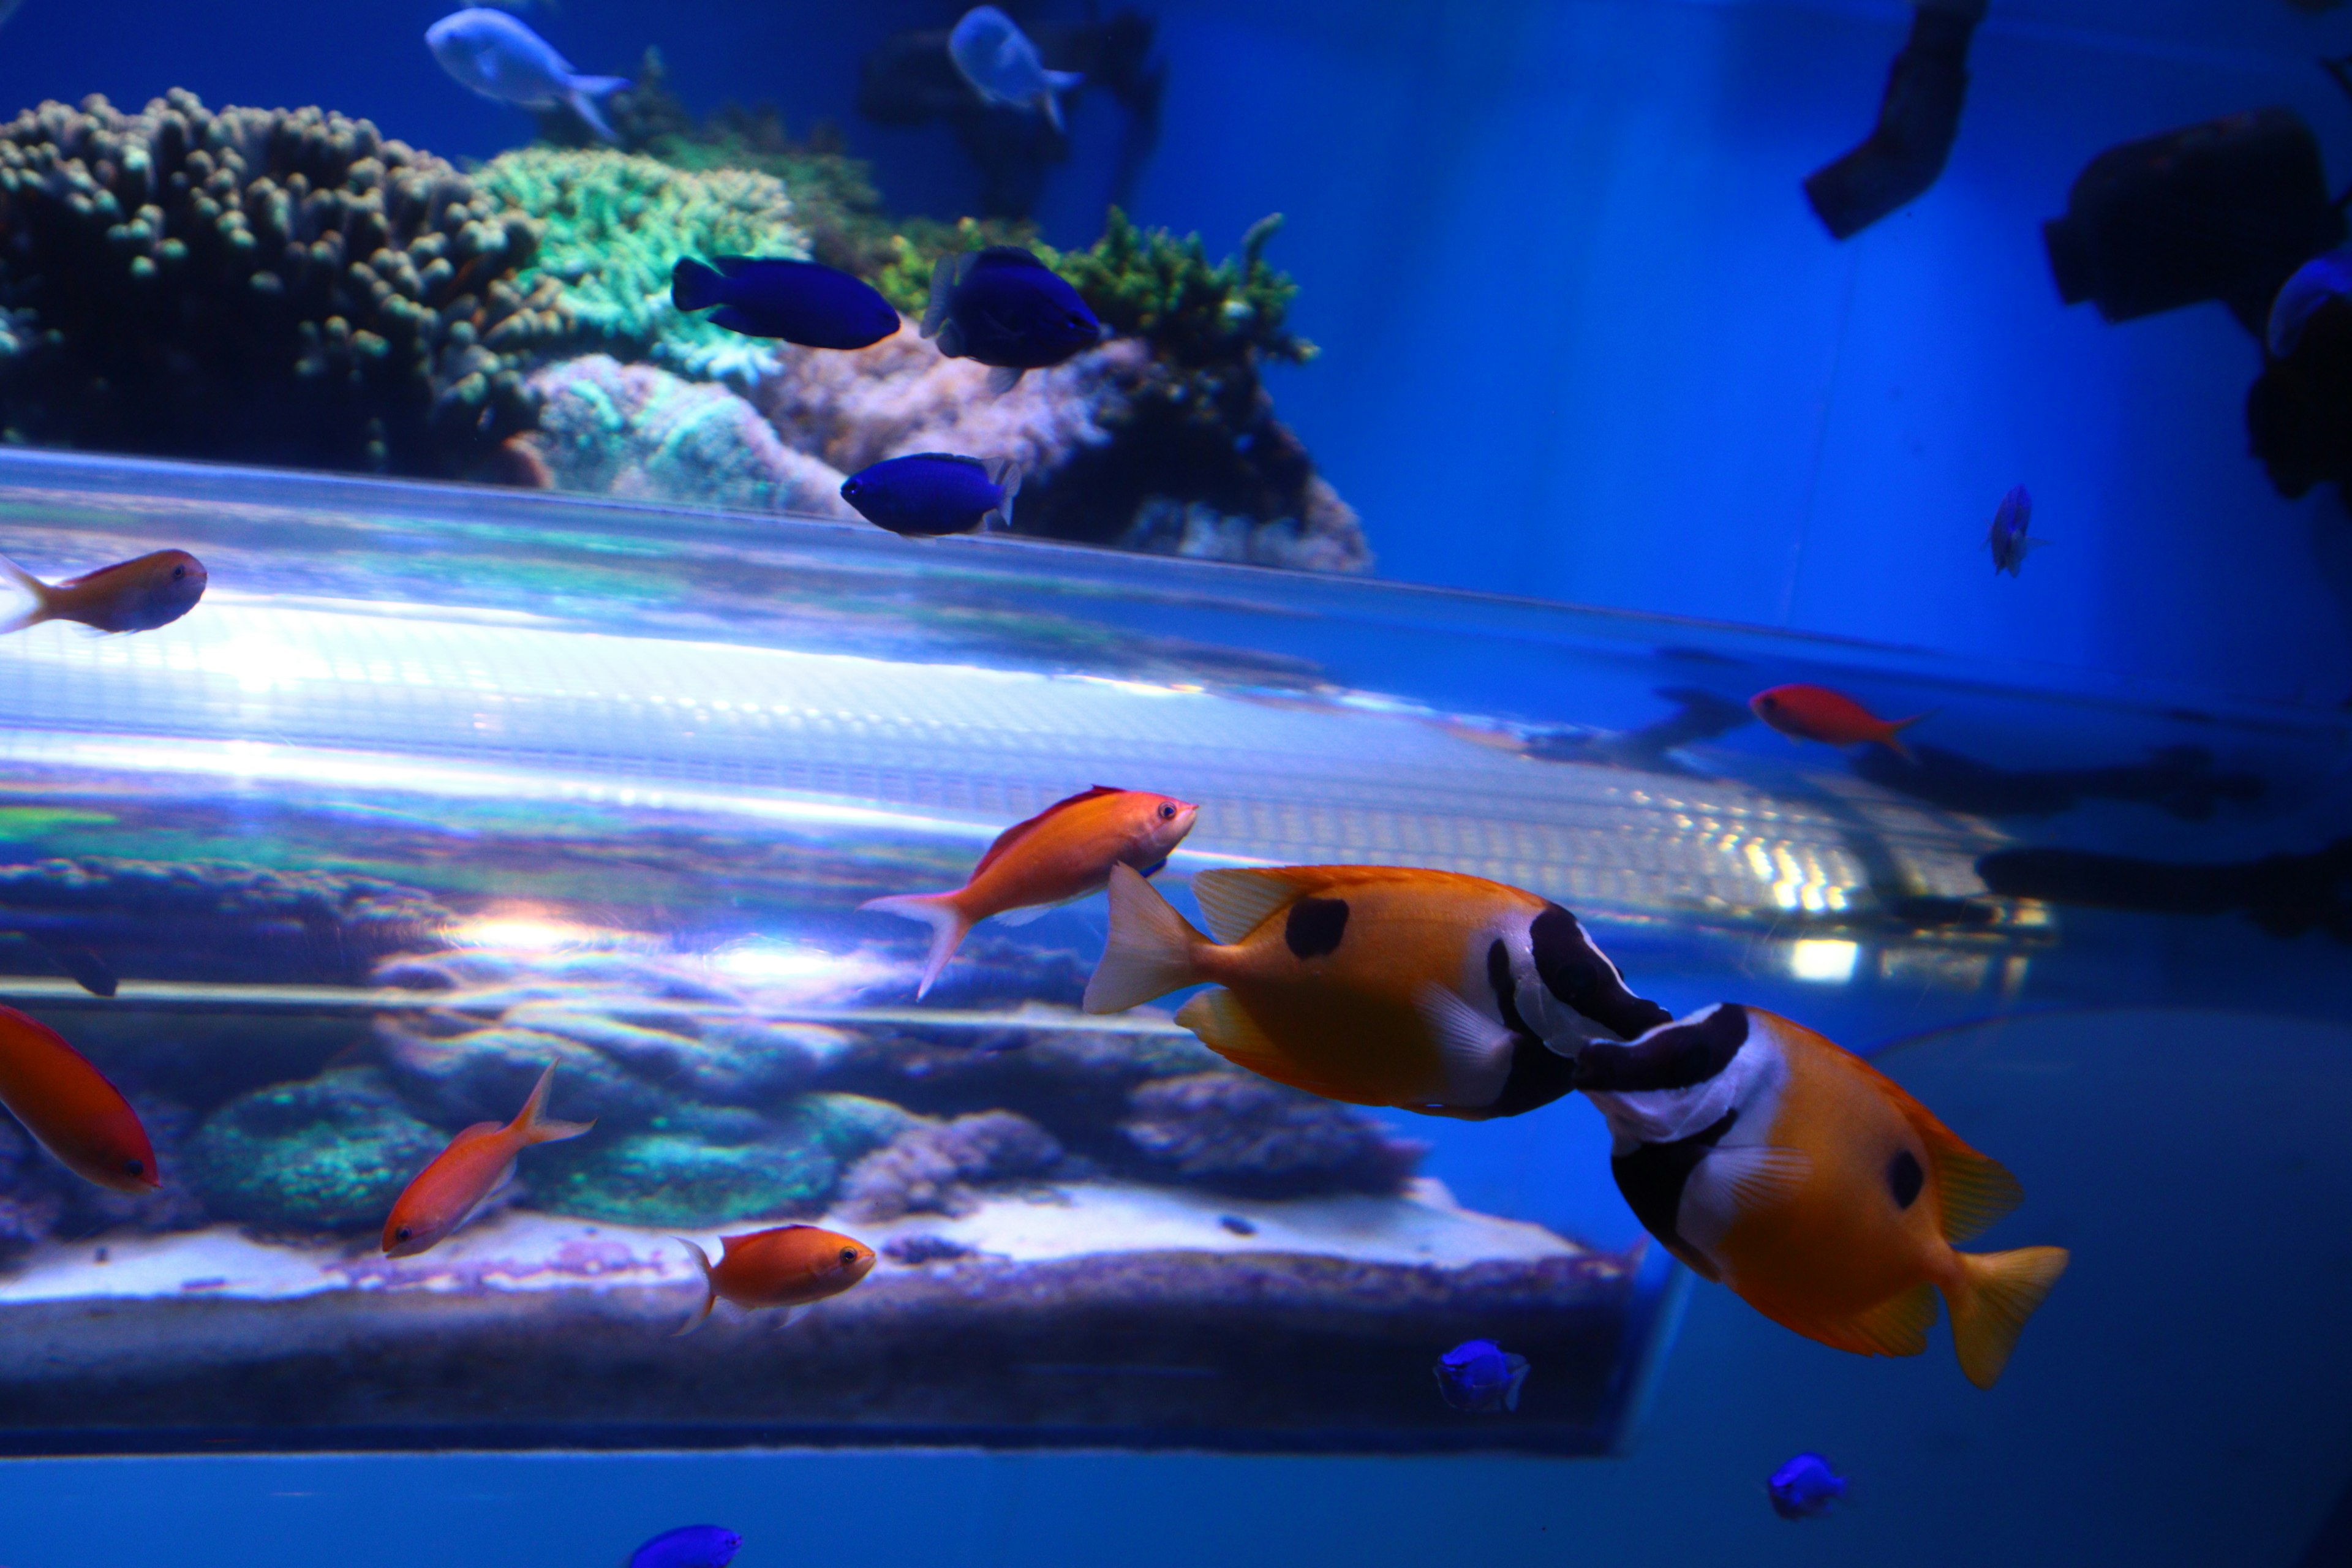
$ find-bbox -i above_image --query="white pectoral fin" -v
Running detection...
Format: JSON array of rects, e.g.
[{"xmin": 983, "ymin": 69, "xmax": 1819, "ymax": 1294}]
[
  {"xmin": 1413, "ymin": 986, "xmax": 1516, "ymax": 1107},
  {"xmin": 1677, "ymin": 1144, "xmax": 1811, "ymax": 1261}
]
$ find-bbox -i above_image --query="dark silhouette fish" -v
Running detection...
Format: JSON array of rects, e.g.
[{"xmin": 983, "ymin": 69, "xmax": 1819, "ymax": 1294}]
[
  {"xmin": 841, "ymin": 453, "xmax": 1022, "ymax": 538},
  {"xmin": 1977, "ymin": 837, "xmax": 2352, "ymax": 941},
  {"xmin": 1521, "ymin": 686, "xmax": 1752, "ymax": 774},
  {"xmin": 670, "ymin": 256, "xmax": 900, "ymax": 350},
  {"xmin": 922, "ymin": 247, "xmax": 1101, "ymax": 393},
  {"xmin": 1854, "ymin": 742, "xmax": 2264, "ymax": 821}
]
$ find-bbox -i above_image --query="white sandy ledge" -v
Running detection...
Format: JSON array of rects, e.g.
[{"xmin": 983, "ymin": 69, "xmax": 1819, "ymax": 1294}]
[{"xmin": 0, "ymin": 1178, "xmax": 1585, "ymax": 1305}]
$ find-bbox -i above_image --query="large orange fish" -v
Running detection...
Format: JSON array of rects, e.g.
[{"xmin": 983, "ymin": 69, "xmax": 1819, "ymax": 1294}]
[
  {"xmin": 674, "ymin": 1224, "xmax": 878, "ymax": 1335},
  {"xmin": 1570, "ymin": 1003, "xmax": 2067, "ymax": 1387},
  {"xmin": 382, "ymin": 1063, "xmax": 592, "ymax": 1257},
  {"xmin": 1083, "ymin": 863, "xmax": 1669, "ymax": 1119},
  {"xmin": 863, "ymin": 785, "xmax": 1198, "ymax": 997},
  {"xmin": 0, "ymin": 1003, "xmax": 159, "ymax": 1193},
  {"xmin": 1749, "ymin": 684, "xmax": 1927, "ymax": 761},
  {"xmin": 0, "ymin": 550, "xmax": 208, "ymax": 635}
]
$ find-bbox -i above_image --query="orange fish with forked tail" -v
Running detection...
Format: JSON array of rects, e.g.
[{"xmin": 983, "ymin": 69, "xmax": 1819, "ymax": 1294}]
[
  {"xmin": 0, "ymin": 1003, "xmax": 159, "ymax": 1193},
  {"xmin": 382, "ymin": 1063, "xmax": 593, "ymax": 1257},
  {"xmin": 862, "ymin": 785, "xmax": 1198, "ymax": 997},
  {"xmin": 1750, "ymin": 684, "xmax": 1929, "ymax": 761},
  {"xmin": 0, "ymin": 550, "xmax": 208, "ymax": 635},
  {"xmin": 1569, "ymin": 1003, "xmax": 2067, "ymax": 1387},
  {"xmin": 674, "ymin": 1224, "xmax": 877, "ymax": 1335}
]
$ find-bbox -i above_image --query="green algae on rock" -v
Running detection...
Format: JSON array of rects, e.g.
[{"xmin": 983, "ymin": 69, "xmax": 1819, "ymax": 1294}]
[{"xmin": 183, "ymin": 1067, "xmax": 447, "ymax": 1232}]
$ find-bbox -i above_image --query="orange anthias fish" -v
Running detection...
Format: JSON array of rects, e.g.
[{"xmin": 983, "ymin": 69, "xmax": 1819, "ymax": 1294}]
[
  {"xmin": 1749, "ymin": 684, "xmax": 1928, "ymax": 761},
  {"xmin": 1083, "ymin": 863, "xmax": 1670, "ymax": 1119},
  {"xmin": 674, "ymin": 1224, "xmax": 878, "ymax": 1335},
  {"xmin": 382, "ymin": 1062, "xmax": 593, "ymax": 1257},
  {"xmin": 0, "ymin": 549, "xmax": 208, "ymax": 635},
  {"xmin": 1570, "ymin": 1003, "xmax": 2068, "ymax": 1387},
  {"xmin": 0, "ymin": 1003, "xmax": 159, "ymax": 1193},
  {"xmin": 863, "ymin": 785, "xmax": 1199, "ymax": 997}
]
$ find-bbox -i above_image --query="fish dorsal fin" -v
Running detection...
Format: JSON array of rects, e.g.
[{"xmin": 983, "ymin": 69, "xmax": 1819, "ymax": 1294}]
[
  {"xmin": 907, "ymin": 451, "xmax": 989, "ymax": 470},
  {"xmin": 1175, "ymin": 990, "xmax": 1346, "ymax": 1099},
  {"xmin": 972, "ymin": 246, "xmax": 1049, "ymax": 272},
  {"xmin": 723, "ymin": 1223, "xmax": 813, "ymax": 1256},
  {"xmin": 1190, "ymin": 867, "xmax": 1320, "ymax": 944},
  {"xmin": 1858, "ymin": 1060, "xmax": 2022, "ymax": 1242},
  {"xmin": 970, "ymin": 786, "xmax": 1126, "ymax": 881}
]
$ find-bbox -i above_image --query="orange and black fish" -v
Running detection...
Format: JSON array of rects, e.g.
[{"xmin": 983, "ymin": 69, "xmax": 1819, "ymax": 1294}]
[
  {"xmin": 1083, "ymin": 863, "xmax": 1668, "ymax": 1119},
  {"xmin": 0, "ymin": 1003, "xmax": 158, "ymax": 1192},
  {"xmin": 0, "ymin": 550, "xmax": 208, "ymax": 635},
  {"xmin": 674, "ymin": 1223, "xmax": 878, "ymax": 1335},
  {"xmin": 1572, "ymin": 1003, "xmax": 2067, "ymax": 1387},
  {"xmin": 1750, "ymin": 684, "xmax": 1928, "ymax": 760},
  {"xmin": 863, "ymin": 786, "xmax": 1198, "ymax": 997},
  {"xmin": 382, "ymin": 1062, "xmax": 593, "ymax": 1257}
]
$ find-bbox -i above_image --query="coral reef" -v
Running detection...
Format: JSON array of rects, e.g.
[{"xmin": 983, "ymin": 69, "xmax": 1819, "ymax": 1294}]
[
  {"xmin": 1117, "ymin": 1072, "xmax": 1425, "ymax": 1197},
  {"xmin": 839, "ymin": 1110, "xmax": 1064, "ymax": 1220},
  {"xmin": 0, "ymin": 91, "xmax": 564, "ymax": 475},
  {"xmin": 528, "ymin": 354, "xmax": 853, "ymax": 513},
  {"xmin": 183, "ymin": 1068, "xmax": 447, "ymax": 1232}
]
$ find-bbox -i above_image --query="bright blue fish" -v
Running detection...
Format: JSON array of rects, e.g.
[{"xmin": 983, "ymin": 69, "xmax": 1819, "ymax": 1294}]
[
  {"xmin": 426, "ymin": 9, "xmax": 627, "ymax": 141},
  {"xmin": 2267, "ymin": 252, "xmax": 2352, "ymax": 359},
  {"xmin": 949, "ymin": 6, "xmax": 1083, "ymax": 133},
  {"xmin": 671, "ymin": 257, "xmax": 901, "ymax": 350},
  {"xmin": 842, "ymin": 453, "xmax": 1022, "ymax": 537},
  {"xmin": 921, "ymin": 247, "xmax": 1102, "ymax": 394},
  {"xmin": 1986, "ymin": 484, "xmax": 2044, "ymax": 576},
  {"xmin": 1767, "ymin": 1453, "xmax": 1847, "ymax": 1520},
  {"xmin": 627, "ymin": 1525, "xmax": 742, "ymax": 1568},
  {"xmin": 1432, "ymin": 1338, "xmax": 1529, "ymax": 1414}
]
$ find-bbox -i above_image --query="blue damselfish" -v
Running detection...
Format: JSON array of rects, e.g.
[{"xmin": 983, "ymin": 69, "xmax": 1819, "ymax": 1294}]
[
  {"xmin": 627, "ymin": 1525, "xmax": 743, "ymax": 1568},
  {"xmin": 671, "ymin": 257, "xmax": 901, "ymax": 350},
  {"xmin": 1766, "ymin": 1453, "xmax": 1847, "ymax": 1520},
  {"xmin": 842, "ymin": 453, "xmax": 1022, "ymax": 537},
  {"xmin": 921, "ymin": 247, "xmax": 1101, "ymax": 394},
  {"xmin": 1432, "ymin": 1338, "xmax": 1529, "ymax": 1413}
]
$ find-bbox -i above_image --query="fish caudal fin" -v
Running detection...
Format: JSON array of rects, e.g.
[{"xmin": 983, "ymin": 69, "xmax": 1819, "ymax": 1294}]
[
  {"xmin": 1083, "ymin": 863, "xmax": 1206, "ymax": 1014},
  {"xmin": 565, "ymin": 75, "xmax": 627, "ymax": 142},
  {"xmin": 861, "ymin": 892, "xmax": 973, "ymax": 1000},
  {"xmin": 511, "ymin": 1061, "xmax": 596, "ymax": 1145},
  {"xmin": 671, "ymin": 257, "xmax": 724, "ymax": 312},
  {"xmin": 982, "ymin": 456, "xmax": 1022, "ymax": 530},
  {"xmin": 672, "ymin": 1238, "xmax": 717, "ymax": 1336},
  {"xmin": 0, "ymin": 554, "xmax": 52, "ymax": 635},
  {"xmin": 1877, "ymin": 710, "xmax": 1935, "ymax": 764},
  {"xmin": 1943, "ymin": 1245, "xmax": 2069, "ymax": 1389}
]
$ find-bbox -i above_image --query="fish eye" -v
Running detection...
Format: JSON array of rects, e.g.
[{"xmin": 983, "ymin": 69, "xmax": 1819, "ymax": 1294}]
[
  {"xmin": 838, "ymin": 1246, "xmax": 859, "ymax": 1264},
  {"xmin": 123, "ymin": 1157, "xmax": 143, "ymax": 1175},
  {"xmin": 171, "ymin": 565, "xmax": 185, "ymax": 579},
  {"xmin": 395, "ymin": 1226, "xmax": 413, "ymax": 1242},
  {"xmin": 1158, "ymin": 802, "xmax": 1176, "ymax": 820}
]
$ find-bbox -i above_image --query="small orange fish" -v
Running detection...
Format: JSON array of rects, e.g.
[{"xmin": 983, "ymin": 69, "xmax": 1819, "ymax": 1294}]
[
  {"xmin": 0, "ymin": 1003, "xmax": 158, "ymax": 1193},
  {"xmin": 863, "ymin": 785, "xmax": 1198, "ymax": 997},
  {"xmin": 1750, "ymin": 684, "xmax": 1928, "ymax": 761},
  {"xmin": 382, "ymin": 1062, "xmax": 592, "ymax": 1257},
  {"xmin": 0, "ymin": 550, "xmax": 208, "ymax": 635},
  {"xmin": 1574, "ymin": 1004, "xmax": 2067, "ymax": 1387},
  {"xmin": 674, "ymin": 1224, "xmax": 878, "ymax": 1335}
]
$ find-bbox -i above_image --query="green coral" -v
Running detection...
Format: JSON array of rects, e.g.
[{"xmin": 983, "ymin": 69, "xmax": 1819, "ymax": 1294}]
[
  {"xmin": 471, "ymin": 146, "xmax": 808, "ymax": 375},
  {"xmin": 183, "ymin": 1067, "xmax": 445, "ymax": 1232},
  {"xmin": 1044, "ymin": 208, "xmax": 1316, "ymax": 374}
]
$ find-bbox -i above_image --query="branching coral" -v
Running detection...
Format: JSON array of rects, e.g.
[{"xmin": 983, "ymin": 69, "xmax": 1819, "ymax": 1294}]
[
  {"xmin": 0, "ymin": 91, "xmax": 564, "ymax": 475},
  {"xmin": 1048, "ymin": 209, "xmax": 1316, "ymax": 375}
]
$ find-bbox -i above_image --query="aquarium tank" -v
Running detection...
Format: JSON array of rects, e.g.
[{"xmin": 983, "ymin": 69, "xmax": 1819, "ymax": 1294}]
[{"xmin": 0, "ymin": 1, "xmax": 2345, "ymax": 1565}]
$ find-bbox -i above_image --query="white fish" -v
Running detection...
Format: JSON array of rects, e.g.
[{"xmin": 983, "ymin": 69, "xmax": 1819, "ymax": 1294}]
[
  {"xmin": 2267, "ymin": 251, "xmax": 2352, "ymax": 359},
  {"xmin": 426, "ymin": 8, "xmax": 626, "ymax": 141},
  {"xmin": 948, "ymin": 6, "xmax": 1084, "ymax": 134}
]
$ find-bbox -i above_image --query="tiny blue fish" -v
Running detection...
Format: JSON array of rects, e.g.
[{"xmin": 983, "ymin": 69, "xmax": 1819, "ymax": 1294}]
[
  {"xmin": 2268, "ymin": 252, "xmax": 2352, "ymax": 359},
  {"xmin": 921, "ymin": 247, "xmax": 1102, "ymax": 395},
  {"xmin": 1986, "ymin": 484, "xmax": 2044, "ymax": 576},
  {"xmin": 949, "ymin": 6, "xmax": 1084, "ymax": 133},
  {"xmin": 426, "ymin": 9, "xmax": 627, "ymax": 141},
  {"xmin": 671, "ymin": 257, "xmax": 901, "ymax": 350},
  {"xmin": 842, "ymin": 453, "xmax": 1022, "ymax": 537},
  {"xmin": 1432, "ymin": 1338, "xmax": 1530, "ymax": 1414},
  {"xmin": 627, "ymin": 1525, "xmax": 742, "ymax": 1568},
  {"xmin": 1767, "ymin": 1453, "xmax": 1847, "ymax": 1520}
]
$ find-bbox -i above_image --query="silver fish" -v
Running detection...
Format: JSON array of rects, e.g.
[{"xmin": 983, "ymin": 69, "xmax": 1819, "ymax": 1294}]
[
  {"xmin": 948, "ymin": 6, "xmax": 1083, "ymax": 134},
  {"xmin": 426, "ymin": 8, "xmax": 626, "ymax": 141}
]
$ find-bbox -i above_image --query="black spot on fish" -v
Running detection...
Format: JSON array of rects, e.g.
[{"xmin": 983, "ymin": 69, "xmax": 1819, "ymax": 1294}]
[
  {"xmin": 1284, "ymin": 897, "xmax": 1349, "ymax": 959},
  {"xmin": 1572, "ymin": 1003, "xmax": 1749, "ymax": 1093},
  {"xmin": 1888, "ymin": 1148, "xmax": 1924, "ymax": 1210},
  {"xmin": 1530, "ymin": 905, "xmax": 1673, "ymax": 1039},
  {"xmin": 1611, "ymin": 1109, "xmax": 1738, "ymax": 1280}
]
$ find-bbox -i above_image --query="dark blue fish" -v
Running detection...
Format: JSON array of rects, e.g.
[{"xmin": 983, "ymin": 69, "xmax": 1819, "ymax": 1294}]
[
  {"xmin": 1985, "ymin": 484, "xmax": 2043, "ymax": 576},
  {"xmin": 841, "ymin": 453, "xmax": 1022, "ymax": 537},
  {"xmin": 2268, "ymin": 251, "xmax": 2352, "ymax": 359},
  {"xmin": 627, "ymin": 1525, "xmax": 742, "ymax": 1568},
  {"xmin": 671, "ymin": 257, "xmax": 901, "ymax": 350},
  {"xmin": 921, "ymin": 247, "xmax": 1102, "ymax": 394},
  {"xmin": 1767, "ymin": 1453, "xmax": 1847, "ymax": 1520},
  {"xmin": 1432, "ymin": 1338, "xmax": 1529, "ymax": 1414}
]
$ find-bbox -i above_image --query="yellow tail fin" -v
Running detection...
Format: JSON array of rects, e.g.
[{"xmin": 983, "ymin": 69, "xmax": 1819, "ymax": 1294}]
[
  {"xmin": 672, "ymin": 1238, "xmax": 717, "ymax": 1336},
  {"xmin": 0, "ymin": 554, "xmax": 53, "ymax": 636},
  {"xmin": 511, "ymin": 1061, "xmax": 595, "ymax": 1145},
  {"xmin": 1944, "ymin": 1245, "xmax": 2069, "ymax": 1388},
  {"xmin": 1084, "ymin": 864, "xmax": 1206, "ymax": 1013},
  {"xmin": 860, "ymin": 891, "xmax": 974, "ymax": 998}
]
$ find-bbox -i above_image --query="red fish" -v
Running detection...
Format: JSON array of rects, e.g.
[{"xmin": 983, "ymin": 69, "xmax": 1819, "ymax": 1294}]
[
  {"xmin": 675, "ymin": 1224, "xmax": 878, "ymax": 1335},
  {"xmin": 1750, "ymin": 684, "xmax": 1928, "ymax": 761},
  {"xmin": 863, "ymin": 785, "xmax": 1198, "ymax": 997},
  {"xmin": 0, "ymin": 550, "xmax": 208, "ymax": 635},
  {"xmin": 382, "ymin": 1063, "xmax": 592, "ymax": 1257},
  {"xmin": 0, "ymin": 1003, "xmax": 158, "ymax": 1193}
]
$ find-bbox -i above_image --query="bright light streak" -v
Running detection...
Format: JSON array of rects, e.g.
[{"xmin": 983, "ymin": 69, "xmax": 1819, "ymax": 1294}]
[{"xmin": 1789, "ymin": 939, "xmax": 1860, "ymax": 984}]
